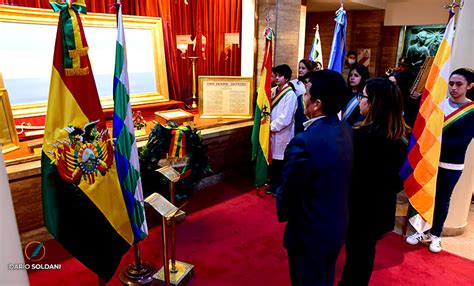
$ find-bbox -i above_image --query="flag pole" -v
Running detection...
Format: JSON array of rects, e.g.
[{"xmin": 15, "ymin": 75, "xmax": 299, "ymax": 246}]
[{"xmin": 444, "ymin": 0, "xmax": 461, "ymax": 13}]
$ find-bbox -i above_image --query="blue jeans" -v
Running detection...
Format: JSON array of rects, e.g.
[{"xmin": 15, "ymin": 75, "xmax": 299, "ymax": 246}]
[{"xmin": 431, "ymin": 167, "xmax": 463, "ymax": 237}]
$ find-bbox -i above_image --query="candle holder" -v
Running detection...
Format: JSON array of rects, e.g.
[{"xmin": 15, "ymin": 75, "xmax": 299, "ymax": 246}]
[{"xmin": 188, "ymin": 56, "xmax": 199, "ymax": 109}]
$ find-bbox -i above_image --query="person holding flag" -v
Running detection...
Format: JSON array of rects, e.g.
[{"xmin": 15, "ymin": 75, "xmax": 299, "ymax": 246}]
[
  {"xmin": 41, "ymin": 0, "xmax": 133, "ymax": 282},
  {"xmin": 251, "ymin": 26, "xmax": 274, "ymax": 189},
  {"xmin": 399, "ymin": 10, "xmax": 458, "ymax": 253},
  {"xmin": 406, "ymin": 68, "xmax": 474, "ymax": 253},
  {"xmin": 266, "ymin": 64, "xmax": 297, "ymax": 196}
]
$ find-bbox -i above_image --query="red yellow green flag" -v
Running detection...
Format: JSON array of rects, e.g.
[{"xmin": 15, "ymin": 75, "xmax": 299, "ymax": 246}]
[
  {"xmin": 251, "ymin": 27, "xmax": 273, "ymax": 187},
  {"xmin": 399, "ymin": 15, "xmax": 456, "ymax": 233},
  {"xmin": 41, "ymin": 1, "xmax": 133, "ymax": 281}
]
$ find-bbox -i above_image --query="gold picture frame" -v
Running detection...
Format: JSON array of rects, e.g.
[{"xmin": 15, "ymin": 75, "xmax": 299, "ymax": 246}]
[
  {"xmin": 0, "ymin": 73, "xmax": 19, "ymax": 153},
  {"xmin": 198, "ymin": 76, "xmax": 254, "ymax": 119},
  {"xmin": 0, "ymin": 5, "xmax": 169, "ymax": 119}
]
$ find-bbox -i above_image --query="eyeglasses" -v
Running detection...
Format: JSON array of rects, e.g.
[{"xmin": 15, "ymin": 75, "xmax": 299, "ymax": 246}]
[{"xmin": 356, "ymin": 94, "xmax": 369, "ymax": 101}]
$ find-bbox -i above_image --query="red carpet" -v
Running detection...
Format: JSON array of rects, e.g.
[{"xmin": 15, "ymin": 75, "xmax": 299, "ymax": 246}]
[{"xmin": 27, "ymin": 175, "xmax": 474, "ymax": 285}]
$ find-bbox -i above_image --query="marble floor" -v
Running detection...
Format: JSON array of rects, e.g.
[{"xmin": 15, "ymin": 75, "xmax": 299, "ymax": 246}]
[{"xmin": 395, "ymin": 193, "xmax": 474, "ymax": 260}]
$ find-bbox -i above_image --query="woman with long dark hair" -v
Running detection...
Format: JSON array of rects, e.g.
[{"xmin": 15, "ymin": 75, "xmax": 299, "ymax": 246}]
[
  {"xmin": 291, "ymin": 59, "xmax": 313, "ymax": 135},
  {"xmin": 342, "ymin": 64, "xmax": 370, "ymax": 126},
  {"xmin": 339, "ymin": 78, "xmax": 410, "ymax": 286}
]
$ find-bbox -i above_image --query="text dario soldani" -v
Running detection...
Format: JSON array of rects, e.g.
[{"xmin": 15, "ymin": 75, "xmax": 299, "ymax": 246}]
[{"xmin": 8, "ymin": 241, "xmax": 61, "ymax": 270}]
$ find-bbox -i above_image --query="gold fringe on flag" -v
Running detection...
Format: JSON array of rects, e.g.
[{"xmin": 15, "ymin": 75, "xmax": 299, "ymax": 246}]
[
  {"xmin": 68, "ymin": 47, "xmax": 89, "ymax": 58},
  {"xmin": 65, "ymin": 67, "xmax": 90, "ymax": 76}
]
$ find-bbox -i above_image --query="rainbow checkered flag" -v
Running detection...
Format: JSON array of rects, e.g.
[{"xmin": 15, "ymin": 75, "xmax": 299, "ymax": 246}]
[
  {"xmin": 308, "ymin": 24, "xmax": 323, "ymax": 67},
  {"xmin": 113, "ymin": 3, "xmax": 148, "ymax": 242},
  {"xmin": 399, "ymin": 14, "xmax": 456, "ymax": 233},
  {"xmin": 251, "ymin": 26, "xmax": 273, "ymax": 187}
]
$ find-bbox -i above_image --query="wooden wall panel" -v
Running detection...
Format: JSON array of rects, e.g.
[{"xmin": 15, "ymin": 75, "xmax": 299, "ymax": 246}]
[
  {"xmin": 305, "ymin": 10, "xmax": 399, "ymax": 77},
  {"xmin": 204, "ymin": 128, "xmax": 252, "ymax": 175},
  {"xmin": 378, "ymin": 25, "xmax": 401, "ymax": 76},
  {"xmin": 348, "ymin": 10, "xmax": 385, "ymax": 76},
  {"xmin": 9, "ymin": 176, "xmax": 44, "ymax": 234},
  {"xmin": 304, "ymin": 11, "xmax": 339, "ymax": 68}
]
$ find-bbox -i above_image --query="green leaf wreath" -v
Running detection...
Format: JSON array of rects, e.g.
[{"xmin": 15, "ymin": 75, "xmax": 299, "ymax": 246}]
[{"xmin": 139, "ymin": 121, "xmax": 212, "ymax": 203}]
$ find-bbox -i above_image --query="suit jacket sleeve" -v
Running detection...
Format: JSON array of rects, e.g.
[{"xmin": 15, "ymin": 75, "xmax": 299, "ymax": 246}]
[{"xmin": 276, "ymin": 135, "xmax": 309, "ymax": 222}]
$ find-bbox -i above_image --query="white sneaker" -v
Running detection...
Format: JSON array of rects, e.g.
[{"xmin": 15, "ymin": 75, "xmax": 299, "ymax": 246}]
[
  {"xmin": 429, "ymin": 235, "xmax": 442, "ymax": 253},
  {"xmin": 406, "ymin": 232, "xmax": 430, "ymax": 245}
]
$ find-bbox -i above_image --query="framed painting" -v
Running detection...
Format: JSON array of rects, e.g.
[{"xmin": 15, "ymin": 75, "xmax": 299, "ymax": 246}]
[
  {"xmin": 198, "ymin": 76, "xmax": 253, "ymax": 119},
  {"xmin": 0, "ymin": 73, "xmax": 19, "ymax": 153},
  {"xmin": 0, "ymin": 5, "xmax": 169, "ymax": 119}
]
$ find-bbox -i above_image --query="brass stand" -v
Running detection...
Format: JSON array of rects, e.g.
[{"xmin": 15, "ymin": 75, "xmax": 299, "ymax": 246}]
[
  {"xmin": 154, "ymin": 209, "xmax": 194, "ymax": 286},
  {"xmin": 154, "ymin": 184, "xmax": 194, "ymax": 286},
  {"xmin": 119, "ymin": 243, "xmax": 157, "ymax": 285},
  {"xmin": 153, "ymin": 208, "xmax": 194, "ymax": 286},
  {"xmin": 169, "ymin": 179, "xmax": 186, "ymax": 223},
  {"xmin": 161, "ymin": 216, "xmax": 171, "ymax": 286},
  {"xmin": 188, "ymin": 56, "xmax": 198, "ymax": 109},
  {"xmin": 154, "ymin": 259, "xmax": 194, "ymax": 286}
]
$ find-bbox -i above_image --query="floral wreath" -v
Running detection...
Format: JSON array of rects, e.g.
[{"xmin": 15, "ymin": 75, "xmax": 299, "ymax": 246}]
[{"xmin": 139, "ymin": 121, "xmax": 211, "ymax": 203}]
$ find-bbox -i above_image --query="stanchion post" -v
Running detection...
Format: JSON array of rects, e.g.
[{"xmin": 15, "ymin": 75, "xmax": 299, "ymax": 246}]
[
  {"xmin": 170, "ymin": 216, "xmax": 178, "ymax": 274},
  {"xmin": 162, "ymin": 216, "xmax": 171, "ymax": 286}
]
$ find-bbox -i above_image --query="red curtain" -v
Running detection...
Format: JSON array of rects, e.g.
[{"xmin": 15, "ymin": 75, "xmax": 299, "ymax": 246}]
[{"xmin": 0, "ymin": 0, "xmax": 242, "ymax": 104}]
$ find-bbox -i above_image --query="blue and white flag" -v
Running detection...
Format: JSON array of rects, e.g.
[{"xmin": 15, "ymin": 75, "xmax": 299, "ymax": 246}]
[
  {"xmin": 113, "ymin": 3, "xmax": 148, "ymax": 243},
  {"xmin": 327, "ymin": 7, "xmax": 347, "ymax": 73}
]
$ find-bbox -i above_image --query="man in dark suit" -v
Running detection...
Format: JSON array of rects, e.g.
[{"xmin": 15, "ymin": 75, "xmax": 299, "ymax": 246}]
[{"xmin": 276, "ymin": 70, "xmax": 353, "ymax": 286}]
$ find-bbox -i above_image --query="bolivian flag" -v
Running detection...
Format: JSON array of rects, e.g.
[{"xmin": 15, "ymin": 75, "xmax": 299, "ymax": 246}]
[
  {"xmin": 251, "ymin": 26, "xmax": 273, "ymax": 187},
  {"xmin": 41, "ymin": 1, "xmax": 133, "ymax": 281}
]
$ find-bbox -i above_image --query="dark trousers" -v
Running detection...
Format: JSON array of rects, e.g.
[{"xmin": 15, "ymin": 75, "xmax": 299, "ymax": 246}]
[
  {"xmin": 269, "ymin": 159, "xmax": 284, "ymax": 194},
  {"xmin": 339, "ymin": 228, "xmax": 377, "ymax": 286},
  {"xmin": 288, "ymin": 246, "xmax": 340, "ymax": 286},
  {"xmin": 431, "ymin": 167, "xmax": 463, "ymax": 237}
]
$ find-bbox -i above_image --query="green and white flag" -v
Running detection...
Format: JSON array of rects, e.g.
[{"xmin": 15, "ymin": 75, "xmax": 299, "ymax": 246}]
[
  {"xmin": 113, "ymin": 2, "xmax": 148, "ymax": 242},
  {"xmin": 309, "ymin": 24, "xmax": 323, "ymax": 67}
]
